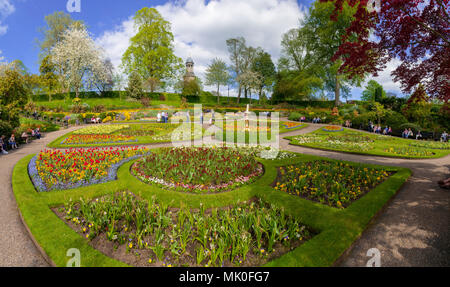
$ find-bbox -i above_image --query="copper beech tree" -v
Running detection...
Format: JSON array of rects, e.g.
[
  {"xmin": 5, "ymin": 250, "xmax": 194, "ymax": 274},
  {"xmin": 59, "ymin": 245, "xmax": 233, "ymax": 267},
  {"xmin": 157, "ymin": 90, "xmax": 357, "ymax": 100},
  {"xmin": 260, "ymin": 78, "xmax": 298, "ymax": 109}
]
[{"xmin": 320, "ymin": 0, "xmax": 449, "ymax": 101}]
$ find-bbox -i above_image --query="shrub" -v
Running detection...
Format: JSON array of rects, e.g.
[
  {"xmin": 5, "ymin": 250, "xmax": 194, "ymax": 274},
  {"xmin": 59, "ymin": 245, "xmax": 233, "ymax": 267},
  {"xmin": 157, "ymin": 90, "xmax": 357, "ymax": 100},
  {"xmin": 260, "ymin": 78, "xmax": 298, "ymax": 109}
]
[
  {"xmin": 140, "ymin": 97, "xmax": 151, "ymax": 108},
  {"xmin": 384, "ymin": 111, "xmax": 408, "ymax": 130},
  {"xmin": 288, "ymin": 112, "xmax": 302, "ymax": 121},
  {"xmin": 92, "ymin": 105, "xmax": 106, "ymax": 113},
  {"xmin": 0, "ymin": 120, "xmax": 13, "ymax": 137}
]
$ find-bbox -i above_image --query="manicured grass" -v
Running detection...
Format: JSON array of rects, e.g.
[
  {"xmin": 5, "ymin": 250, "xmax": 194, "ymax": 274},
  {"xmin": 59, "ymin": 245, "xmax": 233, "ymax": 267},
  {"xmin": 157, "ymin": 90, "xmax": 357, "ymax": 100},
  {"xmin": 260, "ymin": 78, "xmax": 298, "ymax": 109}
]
[
  {"xmin": 286, "ymin": 128, "xmax": 450, "ymax": 159},
  {"xmin": 47, "ymin": 123, "xmax": 205, "ymax": 148},
  {"xmin": 35, "ymin": 98, "xmax": 183, "ymax": 111},
  {"xmin": 13, "ymin": 150, "xmax": 410, "ymax": 267}
]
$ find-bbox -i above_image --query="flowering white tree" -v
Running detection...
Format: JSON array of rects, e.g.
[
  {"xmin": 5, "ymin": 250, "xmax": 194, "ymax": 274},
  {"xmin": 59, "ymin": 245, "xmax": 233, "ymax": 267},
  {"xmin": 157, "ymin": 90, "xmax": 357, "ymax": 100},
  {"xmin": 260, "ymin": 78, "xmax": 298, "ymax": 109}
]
[{"xmin": 51, "ymin": 24, "xmax": 109, "ymax": 97}]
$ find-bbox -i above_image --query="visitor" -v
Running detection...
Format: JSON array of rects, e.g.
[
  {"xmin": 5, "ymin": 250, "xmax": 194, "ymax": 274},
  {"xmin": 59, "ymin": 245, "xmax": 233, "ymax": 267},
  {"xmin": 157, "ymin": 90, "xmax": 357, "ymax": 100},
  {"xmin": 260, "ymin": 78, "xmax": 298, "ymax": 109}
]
[
  {"xmin": 368, "ymin": 121, "xmax": 374, "ymax": 132},
  {"xmin": 186, "ymin": 111, "xmax": 190, "ymax": 123},
  {"xmin": 416, "ymin": 131, "xmax": 423, "ymax": 140},
  {"xmin": 383, "ymin": 126, "xmax": 389, "ymax": 135},
  {"xmin": 21, "ymin": 131, "xmax": 30, "ymax": 144},
  {"xmin": 200, "ymin": 110, "xmax": 204, "ymax": 125},
  {"xmin": 157, "ymin": 112, "xmax": 161, "ymax": 123},
  {"xmin": 402, "ymin": 128, "xmax": 408, "ymax": 138},
  {"xmin": 9, "ymin": 134, "xmax": 18, "ymax": 149},
  {"xmin": 388, "ymin": 127, "xmax": 392, "ymax": 135},
  {"xmin": 0, "ymin": 136, "xmax": 7, "ymax": 154},
  {"xmin": 441, "ymin": 131, "xmax": 448, "ymax": 142},
  {"xmin": 1, "ymin": 135, "xmax": 7, "ymax": 151},
  {"xmin": 35, "ymin": 128, "xmax": 41, "ymax": 140},
  {"xmin": 408, "ymin": 128, "xmax": 414, "ymax": 139}
]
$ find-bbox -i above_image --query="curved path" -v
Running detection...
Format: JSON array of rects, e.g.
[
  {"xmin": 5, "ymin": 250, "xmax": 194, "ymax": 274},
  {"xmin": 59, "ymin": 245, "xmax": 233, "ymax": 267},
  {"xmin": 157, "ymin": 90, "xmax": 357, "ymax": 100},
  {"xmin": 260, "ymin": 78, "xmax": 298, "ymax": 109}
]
[{"xmin": 0, "ymin": 123, "xmax": 448, "ymax": 266}]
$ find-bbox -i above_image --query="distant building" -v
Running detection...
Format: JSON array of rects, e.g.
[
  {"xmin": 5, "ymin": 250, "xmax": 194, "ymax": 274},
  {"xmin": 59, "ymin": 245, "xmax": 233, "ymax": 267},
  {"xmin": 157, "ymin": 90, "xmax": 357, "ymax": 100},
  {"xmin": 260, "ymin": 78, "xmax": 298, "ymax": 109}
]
[{"xmin": 183, "ymin": 57, "xmax": 196, "ymax": 82}]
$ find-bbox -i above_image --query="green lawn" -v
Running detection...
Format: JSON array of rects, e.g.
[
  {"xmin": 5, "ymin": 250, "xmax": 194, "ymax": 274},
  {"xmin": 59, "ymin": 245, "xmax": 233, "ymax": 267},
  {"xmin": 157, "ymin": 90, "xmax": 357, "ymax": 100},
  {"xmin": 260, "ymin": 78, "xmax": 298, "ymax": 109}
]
[
  {"xmin": 13, "ymin": 151, "xmax": 410, "ymax": 267},
  {"xmin": 286, "ymin": 127, "xmax": 450, "ymax": 159},
  {"xmin": 35, "ymin": 98, "xmax": 182, "ymax": 111}
]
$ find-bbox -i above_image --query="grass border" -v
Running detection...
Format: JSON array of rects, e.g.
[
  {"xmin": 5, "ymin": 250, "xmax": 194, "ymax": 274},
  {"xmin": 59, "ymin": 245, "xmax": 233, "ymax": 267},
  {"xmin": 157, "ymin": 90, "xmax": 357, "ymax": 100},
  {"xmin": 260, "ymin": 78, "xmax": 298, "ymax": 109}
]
[{"xmin": 13, "ymin": 151, "xmax": 411, "ymax": 267}]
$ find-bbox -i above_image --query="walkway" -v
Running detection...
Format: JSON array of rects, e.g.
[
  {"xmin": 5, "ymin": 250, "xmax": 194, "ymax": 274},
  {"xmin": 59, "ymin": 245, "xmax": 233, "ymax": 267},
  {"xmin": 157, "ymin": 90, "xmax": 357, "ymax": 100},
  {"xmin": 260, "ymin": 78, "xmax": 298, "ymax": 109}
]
[{"xmin": 0, "ymin": 123, "xmax": 448, "ymax": 266}]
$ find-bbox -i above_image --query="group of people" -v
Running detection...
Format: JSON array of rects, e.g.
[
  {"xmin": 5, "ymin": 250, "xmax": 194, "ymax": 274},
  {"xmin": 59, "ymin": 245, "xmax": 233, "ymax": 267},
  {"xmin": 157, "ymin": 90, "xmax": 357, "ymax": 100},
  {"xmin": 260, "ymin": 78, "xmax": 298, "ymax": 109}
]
[
  {"xmin": 401, "ymin": 128, "xmax": 416, "ymax": 139},
  {"xmin": 368, "ymin": 121, "xmax": 393, "ymax": 136},
  {"xmin": 0, "ymin": 128, "xmax": 41, "ymax": 155},
  {"xmin": 312, "ymin": 117, "xmax": 322, "ymax": 124},
  {"xmin": 156, "ymin": 112, "xmax": 169, "ymax": 123},
  {"xmin": 90, "ymin": 116, "xmax": 102, "ymax": 124}
]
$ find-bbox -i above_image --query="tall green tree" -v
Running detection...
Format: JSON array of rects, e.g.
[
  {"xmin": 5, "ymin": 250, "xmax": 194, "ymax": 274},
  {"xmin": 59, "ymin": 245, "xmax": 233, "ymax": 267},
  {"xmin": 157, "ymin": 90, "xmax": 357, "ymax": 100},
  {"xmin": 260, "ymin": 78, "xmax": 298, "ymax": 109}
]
[
  {"xmin": 302, "ymin": 0, "xmax": 363, "ymax": 106},
  {"xmin": 362, "ymin": 80, "xmax": 386, "ymax": 102},
  {"xmin": 205, "ymin": 58, "xmax": 230, "ymax": 104},
  {"xmin": 121, "ymin": 8, "xmax": 183, "ymax": 92},
  {"xmin": 126, "ymin": 71, "xmax": 144, "ymax": 100},
  {"xmin": 251, "ymin": 51, "xmax": 276, "ymax": 98},
  {"xmin": 39, "ymin": 55, "xmax": 59, "ymax": 102},
  {"xmin": 0, "ymin": 66, "xmax": 28, "ymax": 128},
  {"xmin": 226, "ymin": 37, "xmax": 246, "ymax": 103}
]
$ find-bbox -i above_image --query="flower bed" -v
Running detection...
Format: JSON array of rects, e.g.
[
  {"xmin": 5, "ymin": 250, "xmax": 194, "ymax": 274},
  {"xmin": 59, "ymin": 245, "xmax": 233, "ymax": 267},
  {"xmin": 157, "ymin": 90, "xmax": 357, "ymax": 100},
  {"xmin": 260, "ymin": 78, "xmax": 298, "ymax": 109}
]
[
  {"xmin": 409, "ymin": 141, "xmax": 450, "ymax": 150},
  {"xmin": 322, "ymin": 126, "xmax": 344, "ymax": 132},
  {"xmin": 73, "ymin": 125, "xmax": 130, "ymax": 135},
  {"xmin": 384, "ymin": 147, "xmax": 435, "ymax": 157},
  {"xmin": 61, "ymin": 134, "xmax": 138, "ymax": 145},
  {"xmin": 274, "ymin": 161, "xmax": 392, "ymax": 208},
  {"xmin": 55, "ymin": 192, "xmax": 314, "ymax": 267},
  {"xmin": 292, "ymin": 134, "xmax": 373, "ymax": 152},
  {"xmin": 132, "ymin": 147, "xmax": 264, "ymax": 193},
  {"xmin": 29, "ymin": 147, "xmax": 148, "ymax": 192},
  {"xmin": 281, "ymin": 122, "xmax": 304, "ymax": 130}
]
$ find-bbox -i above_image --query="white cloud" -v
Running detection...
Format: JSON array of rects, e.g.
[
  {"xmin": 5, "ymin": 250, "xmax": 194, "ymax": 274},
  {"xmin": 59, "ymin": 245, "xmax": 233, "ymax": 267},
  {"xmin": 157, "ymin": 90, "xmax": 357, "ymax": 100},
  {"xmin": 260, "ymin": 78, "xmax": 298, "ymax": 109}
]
[
  {"xmin": 96, "ymin": 0, "xmax": 306, "ymax": 95},
  {"xmin": 0, "ymin": 0, "xmax": 15, "ymax": 36}
]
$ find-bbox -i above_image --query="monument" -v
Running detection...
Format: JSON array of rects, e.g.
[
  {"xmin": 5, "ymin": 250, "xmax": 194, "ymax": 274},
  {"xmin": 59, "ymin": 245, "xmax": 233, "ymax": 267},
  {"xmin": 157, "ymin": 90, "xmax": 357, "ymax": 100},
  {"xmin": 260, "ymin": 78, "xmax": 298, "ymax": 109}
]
[{"xmin": 183, "ymin": 57, "xmax": 196, "ymax": 82}]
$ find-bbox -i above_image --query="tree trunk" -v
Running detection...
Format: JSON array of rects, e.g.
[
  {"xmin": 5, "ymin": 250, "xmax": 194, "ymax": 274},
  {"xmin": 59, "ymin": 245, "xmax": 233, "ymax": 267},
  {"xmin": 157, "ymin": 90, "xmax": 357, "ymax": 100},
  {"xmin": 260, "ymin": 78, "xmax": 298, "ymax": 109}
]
[
  {"xmin": 335, "ymin": 74, "xmax": 340, "ymax": 107},
  {"xmin": 237, "ymin": 86, "xmax": 241, "ymax": 104},
  {"xmin": 217, "ymin": 84, "xmax": 220, "ymax": 104}
]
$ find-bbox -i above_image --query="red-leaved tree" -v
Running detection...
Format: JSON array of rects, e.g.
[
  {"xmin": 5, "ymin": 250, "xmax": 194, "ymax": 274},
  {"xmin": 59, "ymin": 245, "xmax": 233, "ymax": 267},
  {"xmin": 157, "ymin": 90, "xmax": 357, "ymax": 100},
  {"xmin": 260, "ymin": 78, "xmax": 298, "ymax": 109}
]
[{"xmin": 320, "ymin": 0, "xmax": 449, "ymax": 101}]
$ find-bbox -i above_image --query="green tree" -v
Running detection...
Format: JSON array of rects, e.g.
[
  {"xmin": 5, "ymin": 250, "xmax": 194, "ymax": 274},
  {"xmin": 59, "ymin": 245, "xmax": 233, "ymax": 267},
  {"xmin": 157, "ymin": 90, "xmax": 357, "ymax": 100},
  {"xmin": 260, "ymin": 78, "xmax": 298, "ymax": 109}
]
[
  {"xmin": 362, "ymin": 80, "xmax": 386, "ymax": 102},
  {"xmin": 372, "ymin": 102, "xmax": 387, "ymax": 125},
  {"xmin": 126, "ymin": 71, "xmax": 144, "ymax": 100},
  {"xmin": 0, "ymin": 67, "xmax": 28, "ymax": 128},
  {"xmin": 226, "ymin": 37, "xmax": 246, "ymax": 103},
  {"xmin": 39, "ymin": 55, "xmax": 59, "ymax": 102},
  {"xmin": 302, "ymin": 1, "xmax": 363, "ymax": 106},
  {"xmin": 251, "ymin": 51, "xmax": 276, "ymax": 98},
  {"xmin": 121, "ymin": 8, "xmax": 183, "ymax": 92},
  {"xmin": 402, "ymin": 84, "xmax": 431, "ymax": 127},
  {"xmin": 205, "ymin": 58, "xmax": 230, "ymax": 104}
]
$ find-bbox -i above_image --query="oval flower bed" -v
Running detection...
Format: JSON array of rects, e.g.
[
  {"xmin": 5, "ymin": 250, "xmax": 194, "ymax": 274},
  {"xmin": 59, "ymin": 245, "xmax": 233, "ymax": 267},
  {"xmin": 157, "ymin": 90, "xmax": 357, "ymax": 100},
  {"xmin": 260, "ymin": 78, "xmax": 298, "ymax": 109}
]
[
  {"xmin": 61, "ymin": 134, "xmax": 138, "ymax": 145},
  {"xmin": 322, "ymin": 126, "xmax": 344, "ymax": 132},
  {"xmin": 273, "ymin": 161, "xmax": 392, "ymax": 209},
  {"xmin": 29, "ymin": 147, "xmax": 148, "ymax": 192},
  {"xmin": 132, "ymin": 147, "xmax": 264, "ymax": 193},
  {"xmin": 55, "ymin": 192, "xmax": 314, "ymax": 267},
  {"xmin": 281, "ymin": 122, "xmax": 304, "ymax": 130}
]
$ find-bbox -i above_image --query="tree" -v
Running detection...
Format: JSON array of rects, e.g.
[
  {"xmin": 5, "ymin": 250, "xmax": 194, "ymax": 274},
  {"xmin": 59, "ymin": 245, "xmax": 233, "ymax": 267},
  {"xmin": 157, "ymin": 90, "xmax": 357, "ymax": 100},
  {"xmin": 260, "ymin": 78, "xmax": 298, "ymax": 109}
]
[
  {"xmin": 39, "ymin": 55, "xmax": 59, "ymax": 102},
  {"xmin": 237, "ymin": 70, "xmax": 262, "ymax": 104},
  {"xmin": 402, "ymin": 84, "xmax": 432, "ymax": 127},
  {"xmin": 182, "ymin": 79, "xmax": 202, "ymax": 96},
  {"xmin": 302, "ymin": 1, "xmax": 363, "ymax": 106},
  {"xmin": 92, "ymin": 58, "xmax": 115, "ymax": 95},
  {"xmin": 37, "ymin": 11, "xmax": 84, "ymax": 59},
  {"xmin": 121, "ymin": 8, "xmax": 183, "ymax": 92},
  {"xmin": 51, "ymin": 24, "xmax": 109, "ymax": 98},
  {"xmin": 372, "ymin": 102, "xmax": 387, "ymax": 125},
  {"xmin": 226, "ymin": 37, "xmax": 246, "ymax": 103},
  {"xmin": 362, "ymin": 80, "xmax": 386, "ymax": 102},
  {"xmin": 126, "ymin": 71, "xmax": 144, "ymax": 100},
  {"xmin": 251, "ymin": 51, "xmax": 276, "ymax": 98},
  {"xmin": 272, "ymin": 70, "xmax": 323, "ymax": 103},
  {"xmin": 320, "ymin": 0, "xmax": 449, "ymax": 100},
  {"xmin": 205, "ymin": 58, "xmax": 230, "ymax": 104},
  {"xmin": 0, "ymin": 64, "xmax": 28, "ymax": 128}
]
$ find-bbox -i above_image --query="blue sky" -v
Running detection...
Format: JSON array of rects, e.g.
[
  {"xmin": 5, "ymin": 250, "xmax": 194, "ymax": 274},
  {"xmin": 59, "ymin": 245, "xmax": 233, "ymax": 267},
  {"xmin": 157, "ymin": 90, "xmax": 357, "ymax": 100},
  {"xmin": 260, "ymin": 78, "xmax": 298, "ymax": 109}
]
[{"xmin": 0, "ymin": 0, "xmax": 402, "ymax": 99}]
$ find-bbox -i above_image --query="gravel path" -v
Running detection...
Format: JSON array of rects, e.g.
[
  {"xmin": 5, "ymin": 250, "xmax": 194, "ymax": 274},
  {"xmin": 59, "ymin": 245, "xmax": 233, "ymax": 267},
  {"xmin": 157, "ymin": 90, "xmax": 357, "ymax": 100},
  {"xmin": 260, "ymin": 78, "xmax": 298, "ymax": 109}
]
[{"xmin": 0, "ymin": 122, "xmax": 448, "ymax": 266}]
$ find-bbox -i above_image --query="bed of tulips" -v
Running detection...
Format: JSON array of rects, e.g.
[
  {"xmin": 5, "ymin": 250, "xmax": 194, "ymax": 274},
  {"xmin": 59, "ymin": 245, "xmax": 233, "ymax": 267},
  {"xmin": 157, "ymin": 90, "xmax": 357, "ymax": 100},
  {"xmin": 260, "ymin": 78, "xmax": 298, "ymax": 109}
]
[
  {"xmin": 292, "ymin": 134, "xmax": 373, "ymax": 152},
  {"xmin": 132, "ymin": 147, "xmax": 264, "ymax": 193},
  {"xmin": 61, "ymin": 134, "xmax": 138, "ymax": 145},
  {"xmin": 384, "ymin": 147, "xmax": 434, "ymax": 157},
  {"xmin": 274, "ymin": 161, "xmax": 392, "ymax": 208},
  {"xmin": 322, "ymin": 126, "xmax": 344, "ymax": 132},
  {"xmin": 409, "ymin": 141, "xmax": 450, "ymax": 150},
  {"xmin": 29, "ymin": 147, "xmax": 148, "ymax": 192},
  {"xmin": 57, "ymin": 192, "xmax": 313, "ymax": 267},
  {"xmin": 73, "ymin": 125, "xmax": 130, "ymax": 135}
]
